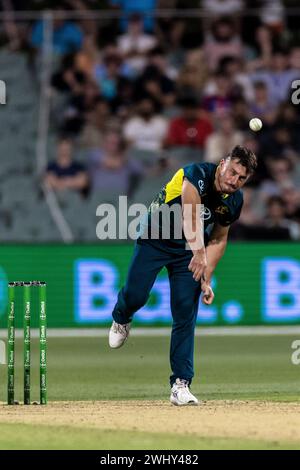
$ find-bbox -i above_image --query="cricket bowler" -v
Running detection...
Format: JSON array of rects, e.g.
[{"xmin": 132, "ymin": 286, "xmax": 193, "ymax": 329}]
[{"xmin": 109, "ymin": 145, "xmax": 257, "ymax": 405}]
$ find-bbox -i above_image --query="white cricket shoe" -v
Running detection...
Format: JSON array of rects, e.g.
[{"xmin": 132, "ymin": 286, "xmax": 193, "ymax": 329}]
[
  {"xmin": 109, "ymin": 321, "xmax": 131, "ymax": 349},
  {"xmin": 170, "ymin": 378, "xmax": 199, "ymax": 406}
]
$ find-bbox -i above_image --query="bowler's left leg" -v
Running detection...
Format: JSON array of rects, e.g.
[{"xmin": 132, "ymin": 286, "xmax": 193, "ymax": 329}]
[{"xmin": 167, "ymin": 253, "xmax": 202, "ymax": 405}]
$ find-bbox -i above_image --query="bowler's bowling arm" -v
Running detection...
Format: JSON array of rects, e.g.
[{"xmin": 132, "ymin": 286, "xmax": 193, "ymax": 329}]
[{"xmin": 182, "ymin": 179, "xmax": 206, "ymax": 282}]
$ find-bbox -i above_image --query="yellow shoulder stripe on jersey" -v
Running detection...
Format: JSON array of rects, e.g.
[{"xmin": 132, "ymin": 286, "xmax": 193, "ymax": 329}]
[{"xmin": 165, "ymin": 168, "xmax": 184, "ymax": 204}]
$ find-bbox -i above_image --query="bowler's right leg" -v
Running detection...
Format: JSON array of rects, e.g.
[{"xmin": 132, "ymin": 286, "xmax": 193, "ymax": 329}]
[{"xmin": 109, "ymin": 239, "xmax": 168, "ymax": 348}]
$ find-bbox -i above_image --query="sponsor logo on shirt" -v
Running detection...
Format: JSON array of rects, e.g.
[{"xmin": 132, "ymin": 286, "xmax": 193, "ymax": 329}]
[
  {"xmin": 201, "ymin": 207, "xmax": 212, "ymax": 220},
  {"xmin": 198, "ymin": 180, "xmax": 205, "ymax": 194}
]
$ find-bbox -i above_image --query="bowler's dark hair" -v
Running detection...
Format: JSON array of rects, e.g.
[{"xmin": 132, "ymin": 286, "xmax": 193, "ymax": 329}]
[{"xmin": 229, "ymin": 145, "xmax": 258, "ymax": 175}]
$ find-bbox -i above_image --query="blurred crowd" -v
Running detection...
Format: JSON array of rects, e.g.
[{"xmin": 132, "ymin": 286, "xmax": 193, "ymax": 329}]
[{"xmin": 1, "ymin": 0, "xmax": 300, "ymax": 240}]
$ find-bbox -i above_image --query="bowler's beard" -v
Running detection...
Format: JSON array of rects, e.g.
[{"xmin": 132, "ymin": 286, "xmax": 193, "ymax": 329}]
[{"xmin": 221, "ymin": 181, "xmax": 236, "ymax": 193}]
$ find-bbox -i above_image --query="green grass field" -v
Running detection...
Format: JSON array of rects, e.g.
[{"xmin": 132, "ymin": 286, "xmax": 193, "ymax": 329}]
[{"xmin": 0, "ymin": 333, "xmax": 300, "ymax": 449}]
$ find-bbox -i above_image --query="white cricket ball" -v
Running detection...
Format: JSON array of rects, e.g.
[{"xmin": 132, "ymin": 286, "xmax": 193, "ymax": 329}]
[{"xmin": 249, "ymin": 118, "xmax": 263, "ymax": 132}]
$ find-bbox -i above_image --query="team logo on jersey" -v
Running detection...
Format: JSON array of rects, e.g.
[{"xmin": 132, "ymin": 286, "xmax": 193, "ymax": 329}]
[
  {"xmin": 198, "ymin": 180, "xmax": 205, "ymax": 194},
  {"xmin": 216, "ymin": 205, "xmax": 229, "ymax": 215},
  {"xmin": 200, "ymin": 207, "xmax": 212, "ymax": 220},
  {"xmin": 221, "ymin": 193, "xmax": 229, "ymax": 199}
]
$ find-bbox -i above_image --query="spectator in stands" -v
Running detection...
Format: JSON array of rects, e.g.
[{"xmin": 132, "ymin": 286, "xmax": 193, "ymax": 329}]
[
  {"xmin": 241, "ymin": 134, "xmax": 264, "ymax": 186},
  {"xmin": 88, "ymin": 130, "xmax": 143, "ymax": 196},
  {"xmin": 232, "ymin": 98, "xmax": 252, "ymax": 131},
  {"xmin": 51, "ymin": 53, "xmax": 87, "ymax": 94},
  {"xmin": 79, "ymin": 97, "xmax": 118, "ymax": 150},
  {"xmin": 251, "ymin": 49, "xmax": 298, "ymax": 106},
  {"xmin": 236, "ymin": 194, "xmax": 300, "ymax": 241},
  {"xmin": 109, "ymin": 0, "xmax": 157, "ymax": 32},
  {"xmin": 44, "ymin": 138, "xmax": 89, "ymax": 194},
  {"xmin": 204, "ymin": 113, "xmax": 244, "ymax": 163},
  {"xmin": 124, "ymin": 96, "xmax": 168, "ymax": 152},
  {"xmin": 259, "ymin": 156, "xmax": 296, "ymax": 200},
  {"xmin": 230, "ymin": 186, "xmax": 263, "ymax": 239},
  {"xmin": 59, "ymin": 78, "xmax": 101, "ymax": 136},
  {"xmin": 93, "ymin": 44, "xmax": 133, "ymax": 80},
  {"xmin": 74, "ymin": 32, "xmax": 102, "ymax": 77},
  {"xmin": 290, "ymin": 46, "xmax": 300, "ymax": 73},
  {"xmin": 1, "ymin": 0, "xmax": 23, "ymax": 50},
  {"xmin": 236, "ymin": 187, "xmax": 263, "ymax": 227},
  {"xmin": 260, "ymin": 0, "xmax": 285, "ymax": 34},
  {"xmin": 64, "ymin": 0, "xmax": 98, "ymax": 37},
  {"xmin": 282, "ymin": 184, "xmax": 300, "ymax": 223},
  {"xmin": 177, "ymin": 61, "xmax": 208, "ymax": 103},
  {"xmin": 31, "ymin": 9, "xmax": 83, "ymax": 56},
  {"xmin": 203, "ymin": 17, "xmax": 244, "ymax": 71},
  {"xmin": 264, "ymin": 195, "xmax": 300, "ymax": 240},
  {"xmin": 219, "ymin": 56, "xmax": 254, "ymax": 102},
  {"xmin": 134, "ymin": 47, "xmax": 176, "ymax": 109},
  {"xmin": 250, "ymin": 81, "xmax": 278, "ymax": 126},
  {"xmin": 202, "ymin": 0, "xmax": 244, "ymax": 18},
  {"xmin": 147, "ymin": 43, "xmax": 177, "ymax": 80},
  {"xmin": 93, "ymin": 51, "xmax": 132, "ymax": 108},
  {"xmin": 165, "ymin": 96, "xmax": 213, "ymax": 152},
  {"xmin": 246, "ymin": 25, "xmax": 273, "ymax": 71},
  {"xmin": 274, "ymin": 103, "xmax": 300, "ymax": 153},
  {"xmin": 117, "ymin": 13, "xmax": 157, "ymax": 76},
  {"xmin": 261, "ymin": 125, "xmax": 298, "ymax": 159},
  {"xmin": 161, "ymin": 19, "xmax": 186, "ymax": 71},
  {"xmin": 203, "ymin": 71, "xmax": 234, "ymax": 116},
  {"xmin": 242, "ymin": 134, "xmax": 260, "ymax": 157}
]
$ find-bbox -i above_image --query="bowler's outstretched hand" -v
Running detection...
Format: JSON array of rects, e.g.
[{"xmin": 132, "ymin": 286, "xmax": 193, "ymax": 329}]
[{"xmin": 201, "ymin": 278, "xmax": 215, "ymax": 305}]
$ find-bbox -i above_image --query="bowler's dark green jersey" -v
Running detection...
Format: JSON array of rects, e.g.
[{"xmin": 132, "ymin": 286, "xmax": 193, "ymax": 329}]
[{"xmin": 145, "ymin": 162, "xmax": 243, "ymax": 249}]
